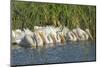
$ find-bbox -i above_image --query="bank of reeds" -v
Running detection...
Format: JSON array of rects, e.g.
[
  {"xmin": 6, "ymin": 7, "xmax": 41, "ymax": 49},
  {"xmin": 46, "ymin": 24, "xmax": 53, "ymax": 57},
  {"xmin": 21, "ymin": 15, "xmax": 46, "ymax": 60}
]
[{"xmin": 11, "ymin": 1, "xmax": 96, "ymax": 39}]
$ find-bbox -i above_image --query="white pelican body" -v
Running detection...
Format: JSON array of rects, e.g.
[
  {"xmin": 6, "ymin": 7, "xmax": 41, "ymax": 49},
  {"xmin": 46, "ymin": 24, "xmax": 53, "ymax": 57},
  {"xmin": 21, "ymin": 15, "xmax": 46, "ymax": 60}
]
[
  {"xmin": 34, "ymin": 26, "xmax": 55, "ymax": 44},
  {"xmin": 12, "ymin": 29, "xmax": 25, "ymax": 44},
  {"xmin": 39, "ymin": 31, "xmax": 53, "ymax": 44},
  {"xmin": 50, "ymin": 32, "xmax": 61, "ymax": 43},
  {"xmin": 85, "ymin": 29, "xmax": 93, "ymax": 40},
  {"xmin": 40, "ymin": 26, "xmax": 66, "ymax": 43},
  {"xmin": 22, "ymin": 29, "xmax": 36, "ymax": 47},
  {"xmin": 47, "ymin": 35, "xmax": 53, "ymax": 43},
  {"xmin": 26, "ymin": 35, "xmax": 36, "ymax": 48},
  {"xmin": 67, "ymin": 31, "xmax": 77, "ymax": 41},
  {"xmin": 34, "ymin": 31, "xmax": 43, "ymax": 47},
  {"xmin": 19, "ymin": 34, "xmax": 36, "ymax": 48},
  {"xmin": 73, "ymin": 28, "xmax": 89, "ymax": 40},
  {"xmin": 56, "ymin": 26, "xmax": 69, "ymax": 42}
]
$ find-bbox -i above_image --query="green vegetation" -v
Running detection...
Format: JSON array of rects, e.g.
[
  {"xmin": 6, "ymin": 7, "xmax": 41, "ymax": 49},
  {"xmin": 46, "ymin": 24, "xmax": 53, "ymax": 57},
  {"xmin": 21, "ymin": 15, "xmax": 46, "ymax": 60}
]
[{"xmin": 11, "ymin": 1, "xmax": 96, "ymax": 39}]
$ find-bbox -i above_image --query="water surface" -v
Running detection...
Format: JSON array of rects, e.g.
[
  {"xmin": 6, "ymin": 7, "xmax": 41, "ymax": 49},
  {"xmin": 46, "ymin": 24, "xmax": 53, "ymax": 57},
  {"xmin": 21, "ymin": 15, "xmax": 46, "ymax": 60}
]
[{"xmin": 11, "ymin": 40, "xmax": 96, "ymax": 66}]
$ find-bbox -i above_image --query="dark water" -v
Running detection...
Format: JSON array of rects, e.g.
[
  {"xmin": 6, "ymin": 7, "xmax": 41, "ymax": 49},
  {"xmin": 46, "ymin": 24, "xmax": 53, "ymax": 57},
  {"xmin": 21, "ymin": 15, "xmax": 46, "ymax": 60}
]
[{"xmin": 11, "ymin": 40, "xmax": 96, "ymax": 66}]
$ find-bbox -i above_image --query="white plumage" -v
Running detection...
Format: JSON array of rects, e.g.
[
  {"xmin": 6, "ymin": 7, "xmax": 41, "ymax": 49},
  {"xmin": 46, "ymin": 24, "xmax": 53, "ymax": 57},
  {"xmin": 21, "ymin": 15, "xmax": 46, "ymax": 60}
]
[{"xmin": 12, "ymin": 26, "xmax": 93, "ymax": 48}]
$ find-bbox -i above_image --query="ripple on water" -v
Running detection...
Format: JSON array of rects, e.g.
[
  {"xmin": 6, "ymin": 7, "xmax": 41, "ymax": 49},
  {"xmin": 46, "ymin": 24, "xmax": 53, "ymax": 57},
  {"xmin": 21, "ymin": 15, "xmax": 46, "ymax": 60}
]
[{"xmin": 11, "ymin": 41, "xmax": 96, "ymax": 65}]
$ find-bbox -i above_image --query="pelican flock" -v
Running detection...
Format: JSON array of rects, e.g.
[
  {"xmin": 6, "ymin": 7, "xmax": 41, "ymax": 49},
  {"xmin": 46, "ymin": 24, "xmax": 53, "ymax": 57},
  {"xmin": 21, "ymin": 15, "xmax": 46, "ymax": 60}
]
[{"xmin": 12, "ymin": 26, "xmax": 93, "ymax": 48}]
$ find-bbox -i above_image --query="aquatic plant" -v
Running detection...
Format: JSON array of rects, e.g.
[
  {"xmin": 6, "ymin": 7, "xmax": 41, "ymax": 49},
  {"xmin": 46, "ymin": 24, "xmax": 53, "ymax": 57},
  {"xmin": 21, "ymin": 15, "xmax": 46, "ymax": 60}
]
[{"xmin": 11, "ymin": 1, "xmax": 96, "ymax": 39}]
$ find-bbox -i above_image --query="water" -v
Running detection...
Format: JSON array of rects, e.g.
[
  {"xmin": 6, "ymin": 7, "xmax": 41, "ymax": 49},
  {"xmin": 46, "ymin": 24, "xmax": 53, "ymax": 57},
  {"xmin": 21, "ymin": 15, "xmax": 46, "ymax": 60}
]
[{"xmin": 11, "ymin": 40, "xmax": 96, "ymax": 66}]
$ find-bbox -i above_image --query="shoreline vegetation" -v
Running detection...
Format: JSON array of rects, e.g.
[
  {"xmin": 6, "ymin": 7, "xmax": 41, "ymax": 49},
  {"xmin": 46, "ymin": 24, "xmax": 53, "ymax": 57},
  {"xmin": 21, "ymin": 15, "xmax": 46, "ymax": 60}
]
[{"xmin": 11, "ymin": 1, "xmax": 96, "ymax": 40}]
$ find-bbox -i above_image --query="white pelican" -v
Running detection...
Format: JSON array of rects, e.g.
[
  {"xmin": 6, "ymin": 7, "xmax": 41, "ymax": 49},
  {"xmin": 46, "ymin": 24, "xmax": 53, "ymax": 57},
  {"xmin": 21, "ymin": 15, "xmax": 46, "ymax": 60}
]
[
  {"xmin": 56, "ymin": 26, "xmax": 69, "ymax": 42},
  {"xmin": 50, "ymin": 32, "xmax": 61, "ymax": 43},
  {"xmin": 12, "ymin": 29, "xmax": 25, "ymax": 44},
  {"xmin": 85, "ymin": 28, "xmax": 93, "ymax": 40},
  {"xmin": 21, "ymin": 29, "xmax": 37, "ymax": 48},
  {"xmin": 81, "ymin": 30, "xmax": 89, "ymax": 40},
  {"xmin": 67, "ymin": 31, "xmax": 77, "ymax": 41},
  {"xmin": 47, "ymin": 35, "xmax": 54, "ymax": 44},
  {"xmin": 72, "ymin": 28, "xmax": 89, "ymax": 40},
  {"xmin": 39, "ymin": 31, "xmax": 50, "ymax": 44},
  {"xmin": 12, "ymin": 28, "xmax": 37, "ymax": 48},
  {"xmin": 39, "ymin": 31, "xmax": 53, "ymax": 44},
  {"xmin": 43, "ymin": 26, "xmax": 66, "ymax": 43},
  {"xmin": 19, "ymin": 34, "xmax": 36, "ymax": 48},
  {"xmin": 33, "ymin": 31, "xmax": 43, "ymax": 47},
  {"xmin": 72, "ymin": 29, "xmax": 80, "ymax": 40},
  {"xmin": 36, "ymin": 27, "xmax": 54, "ymax": 47}
]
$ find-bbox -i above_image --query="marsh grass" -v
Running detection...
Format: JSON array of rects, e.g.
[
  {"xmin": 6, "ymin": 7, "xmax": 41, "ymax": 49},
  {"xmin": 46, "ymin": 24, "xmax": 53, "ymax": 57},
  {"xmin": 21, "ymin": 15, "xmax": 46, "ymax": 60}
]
[{"xmin": 11, "ymin": 1, "xmax": 96, "ymax": 39}]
